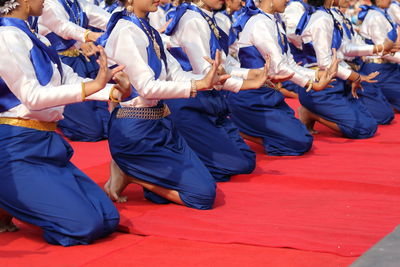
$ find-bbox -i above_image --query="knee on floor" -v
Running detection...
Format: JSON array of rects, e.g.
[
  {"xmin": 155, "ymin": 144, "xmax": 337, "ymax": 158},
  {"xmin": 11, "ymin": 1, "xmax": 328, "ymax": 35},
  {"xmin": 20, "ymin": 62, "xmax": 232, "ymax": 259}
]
[{"xmin": 180, "ymin": 185, "xmax": 217, "ymax": 210}]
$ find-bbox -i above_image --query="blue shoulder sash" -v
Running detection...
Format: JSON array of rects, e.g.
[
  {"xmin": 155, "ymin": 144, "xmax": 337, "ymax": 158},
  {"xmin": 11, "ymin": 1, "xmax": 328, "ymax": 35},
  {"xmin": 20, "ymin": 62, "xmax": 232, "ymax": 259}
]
[
  {"xmin": 332, "ymin": 8, "xmax": 354, "ymax": 39},
  {"xmin": 358, "ymin": 5, "xmax": 397, "ymax": 44},
  {"xmin": 97, "ymin": 10, "xmax": 167, "ymax": 101},
  {"xmin": 164, "ymin": 2, "xmax": 229, "ymax": 70},
  {"xmin": 296, "ymin": 6, "xmax": 343, "ymax": 50},
  {"xmin": 233, "ymin": 1, "xmax": 288, "ymax": 54},
  {"xmin": 46, "ymin": 0, "xmax": 89, "ymax": 52},
  {"xmin": 0, "ymin": 18, "xmax": 63, "ymax": 112},
  {"xmin": 160, "ymin": 3, "xmax": 173, "ymax": 12},
  {"xmin": 220, "ymin": 10, "xmax": 237, "ymax": 46},
  {"xmin": 105, "ymin": 2, "xmax": 119, "ymax": 13}
]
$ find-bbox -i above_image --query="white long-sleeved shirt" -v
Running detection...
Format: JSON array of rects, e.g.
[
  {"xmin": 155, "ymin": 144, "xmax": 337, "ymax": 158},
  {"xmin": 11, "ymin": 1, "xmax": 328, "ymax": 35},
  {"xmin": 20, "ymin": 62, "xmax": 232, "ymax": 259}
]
[
  {"xmin": 281, "ymin": 1, "xmax": 306, "ymax": 49},
  {"xmin": 38, "ymin": 0, "xmax": 111, "ymax": 44},
  {"xmin": 149, "ymin": 6, "xmax": 168, "ymax": 30},
  {"xmin": 215, "ymin": 11, "xmax": 239, "ymax": 58},
  {"xmin": 104, "ymin": 19, "xmax": 204, "ymax": 108},
  {"xmin": 148, "ymin": 6, "xmax": 172, "ymax": 49},
  {"xmin": 359, "ymin": 8, "xmax": 400, "ymax": 63},
  {"xmin": 0, "ymin": 26, "xmax": 112, "ymax": 122},
  {"xmin": 388, "ymin": 1, "xmax": 400, "ymax": 24},
  {"xmin": 299, "ymin": 10, "xmax": 352, "ymax": 80},
  {"xmin": 169, "ymin": 4, "xmax": 249, "ymax": 93},
  {"xmin": 237, "ymin": 12, "xmax": 315, "ymax": 87},
  {"xmin": 331, "ymin": 8, "xmax": 374, "ymax": 61}
]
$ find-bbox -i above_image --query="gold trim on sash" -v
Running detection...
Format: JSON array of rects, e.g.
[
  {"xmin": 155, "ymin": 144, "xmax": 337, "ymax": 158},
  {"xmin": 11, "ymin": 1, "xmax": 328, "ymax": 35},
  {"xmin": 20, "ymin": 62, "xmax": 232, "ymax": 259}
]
[{"xmin": 0, "ymin": 117, "xmax": 57, "ymax": 131}]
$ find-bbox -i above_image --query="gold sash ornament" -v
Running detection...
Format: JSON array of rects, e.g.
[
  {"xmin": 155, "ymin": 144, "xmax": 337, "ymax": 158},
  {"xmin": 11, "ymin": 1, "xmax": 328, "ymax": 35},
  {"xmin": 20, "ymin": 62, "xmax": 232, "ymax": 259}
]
[{"xmin": 0, "ymin": 117, "xmax": 57, "ymax": 131}]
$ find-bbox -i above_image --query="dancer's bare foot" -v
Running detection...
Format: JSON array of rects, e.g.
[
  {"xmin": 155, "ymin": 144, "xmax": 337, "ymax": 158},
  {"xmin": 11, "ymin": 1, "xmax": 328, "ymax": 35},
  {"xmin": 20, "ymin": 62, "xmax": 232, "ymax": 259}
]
[
  {"xmin": 278, "ymin": 88, "xmax": 298, "ymax": 99},
  {"xmin": 239, "ymin": 132, "xmax": 263, "ymax": 145},
  {"xmin": 298, "ymin": 106, "xmax": 318, "ymax": 134},
  {"xmin": 104, "ymin": 160, "xmax": 132, "ymax": 203},
  {"xmin": 0, "ymin": 209, "xmax": 19, "ymax": 233}
]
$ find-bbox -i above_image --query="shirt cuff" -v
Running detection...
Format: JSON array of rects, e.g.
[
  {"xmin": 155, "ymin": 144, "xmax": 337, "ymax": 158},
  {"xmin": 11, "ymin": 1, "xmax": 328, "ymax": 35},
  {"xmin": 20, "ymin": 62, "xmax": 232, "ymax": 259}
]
[
  {"xmin": 222, "ymin": 76, "xmax": 243, "ymax": 93},
  {"xmin": 85, "ymin": 84, "xmax": 114, "ymax": 101},
  {"xmin": 229, "ymin": 67, "xmax": 249, "ymax": 79}
]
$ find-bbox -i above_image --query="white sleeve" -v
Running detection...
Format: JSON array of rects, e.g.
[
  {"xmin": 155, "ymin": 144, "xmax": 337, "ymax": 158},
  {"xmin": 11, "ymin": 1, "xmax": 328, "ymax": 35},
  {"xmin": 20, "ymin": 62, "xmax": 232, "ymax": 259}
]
[
  {"xmin": 39, "ymin": 0, "xmax": 86, "ymax": 42},
  {"xmin": 165, "ymin": 48, "xmax": 204, "ymax": 82},
  {"xmin": 388, "ymin": 3, "xmax": 400, "ymax": 25},
  {"xmin": 81, "ymin": 0, "xmax": 111, "ymax": 31},
  {"xmin": 148, "ymin": 8, "xmax": 166, "ymax": 30},
  {"xmin": 225, "ymin": 54, "xmax": 249, "ymax": 79},
  {"xmin": 61, "ymin": 63, "xmax": 113, "ymax": 101},
  {"xmin": 176, "ymin": 15, "xmax": 243, "ymax": 92},
  {"xmin": 365, "ymin": 13, "xmax": 391, "ymax": 45},
  {"xmin": 363, "ymin": 12, "xmax": 400, "ymax": 63},
  {"xmin": 0, "ymin": 29, "xmax": 84, "ymax": 111},
  {"xmin": 383, "ymin": 52, "xmax": 400, "ymax": 63},
  {"xmin": 341, "ymin": 38, "xmax": 374, "ymax": 57},
  {"xmin": 251, "ymin": 18, "xmax": 310, "ymax": 87},
  {"xmin": 309, "ymin": 16, "xmax": 351, "ymax": 80},
  {"xmin": 107, "ymin": 24, "xmax": 191, "ymax": 100},
  {"xmin": 282, "ymin": 2, "xmax": 305, "ymax": 48},
  {"xmin": 176, "ymin": 16, "xmax": 213, "ymax": 75}
]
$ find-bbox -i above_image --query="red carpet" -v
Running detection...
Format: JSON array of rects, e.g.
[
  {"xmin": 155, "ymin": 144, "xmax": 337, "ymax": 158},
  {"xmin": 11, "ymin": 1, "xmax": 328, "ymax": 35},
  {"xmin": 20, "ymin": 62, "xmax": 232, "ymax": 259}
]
[
  {"xmin": 95, "ymin": 99, "xmax": 400, "ymax": 257},
  {"xmin": 1, "ymin": 99, "xmax": 399, "ymax": 265},
  {"xmin": 0, "ymin": 221, "xmax": 356, "ymax": 266}
]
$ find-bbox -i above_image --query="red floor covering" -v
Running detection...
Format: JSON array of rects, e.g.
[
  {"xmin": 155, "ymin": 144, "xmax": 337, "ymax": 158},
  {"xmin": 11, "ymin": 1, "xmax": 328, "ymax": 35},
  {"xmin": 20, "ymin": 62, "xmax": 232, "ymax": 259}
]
[
  {"xmin": 1, "ymin": 99, "xmax": 399, "ymax": 266},
  {"xmin": 1, "ymin": 222, "xmax": 355, "ymax": 266}
]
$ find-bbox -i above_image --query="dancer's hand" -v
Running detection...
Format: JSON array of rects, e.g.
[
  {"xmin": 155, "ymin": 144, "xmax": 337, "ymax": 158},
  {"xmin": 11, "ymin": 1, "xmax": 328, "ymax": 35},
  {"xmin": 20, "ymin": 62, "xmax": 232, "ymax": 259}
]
[
  {"xmin": 80, "ymin": 42, "xmax": 99, "ymax": 58},
  {"xmin": 239, "ymin": 54, "xmax": 271, "ymax": 90},
  {"xmin": 112, "ymin": 72, "xmax": 132, "ymax": 101},
  {"xmin": 326, "ymin": 48, "xmax": 339, "ymax": 78},
  {"xmin": 308, "ymin": 49, "xmax": 338, "ymax": 92},
  {"xmin": 203, "ymin": 54, "xmax": 228, "ymax": 76},
  {"xmin": 269, "ymin": 73, "xmax": 294, "ymax": 83},
  {"xmin": 311, "ymin": 70, "xmax": 336, "ymax": 91},
  {"xmin": 382, "ymin": 38, "xmax": 395, "ymax": 53},
  {"xmin": 196, "ymin": 50, "xmax": 231, "ymax": 90},
  {"xmin": 95, "ymin": 46, "xmax": 125, "ymax": 88},
  {"xmin": 86, "ymin": 31, "xmax": 102, "ymax": 42},
  {"xmin": 351, "ymin": 71, "xmax": 379, "ymax": 99},
  {"xmin": 158, "ymin": 19, "xmax": 172, "ymax": 33},
  {"xmin": 83, "ymin": 46, "xmax": 126, "ymax": 98}
]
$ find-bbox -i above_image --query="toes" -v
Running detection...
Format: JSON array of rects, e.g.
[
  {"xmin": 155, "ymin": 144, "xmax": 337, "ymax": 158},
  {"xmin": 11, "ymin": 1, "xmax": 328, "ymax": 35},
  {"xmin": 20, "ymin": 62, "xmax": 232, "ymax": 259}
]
[{"xmin": 117, "ymin": 196, "xmax": 128, "ymax": 203}]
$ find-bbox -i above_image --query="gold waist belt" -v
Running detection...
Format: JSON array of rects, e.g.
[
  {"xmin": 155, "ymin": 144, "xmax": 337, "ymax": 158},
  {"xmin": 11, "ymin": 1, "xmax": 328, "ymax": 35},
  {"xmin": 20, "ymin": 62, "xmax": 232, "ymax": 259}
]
[
  {"xmin": 58, "ymin": 48, "xmax": 80, "ymax": 57},
  {"xmin": 0, "ymin": 117, "xmax": 57, "ymax": 131},
  {"xmin": 362, "ymin": 57, "xmax": 392, "ymax": 64},
  {"xmin": 116, "ymin": 105, "xmax": 170, "ymax": 120}
]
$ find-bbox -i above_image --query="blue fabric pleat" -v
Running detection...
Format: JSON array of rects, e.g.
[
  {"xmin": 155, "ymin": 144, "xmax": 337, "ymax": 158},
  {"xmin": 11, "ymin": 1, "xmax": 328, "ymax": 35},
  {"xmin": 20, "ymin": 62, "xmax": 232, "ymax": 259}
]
[
  {"xmin": 299, "ymin": 79, "xmax": 378, "ymax": 139},
  {"xmin": 228, "ymin": 88, "xmax": 313, "ymax": 155},
  {"xmin": 165, "ymin": 92, "xmax": 256, "ymax": 181},
  {"xmin": 0, "ymin": 125, "xmax": 119, "ymax": 246},
  {"xmin": 359, "ymin": 62, "xmax": 400, "ymax": 113},
  {"xmin": 56, "ymin": 54, "xmax": 109, "ymax": 141},
  {"xmin": 108, "ymin": 110, "xmax": 217, "ymax": 209},
  {"xmin": 232, "ymin": 43, "xmax": 313, "ymax": 155}
]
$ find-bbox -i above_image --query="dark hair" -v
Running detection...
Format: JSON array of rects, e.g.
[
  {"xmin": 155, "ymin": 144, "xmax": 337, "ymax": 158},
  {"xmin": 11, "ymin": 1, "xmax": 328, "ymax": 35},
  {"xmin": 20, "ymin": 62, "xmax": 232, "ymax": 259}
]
[
  {"xmin": 307, "ymin": 0, "xmax": 325, "ymax": 7},
  {"xmin": 370, "ymin": 0, "xmax": 377, "ymax": 5},
  {"xmin": 0, "ymin": 0, "xmax": 8, "ymax": 6}
]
